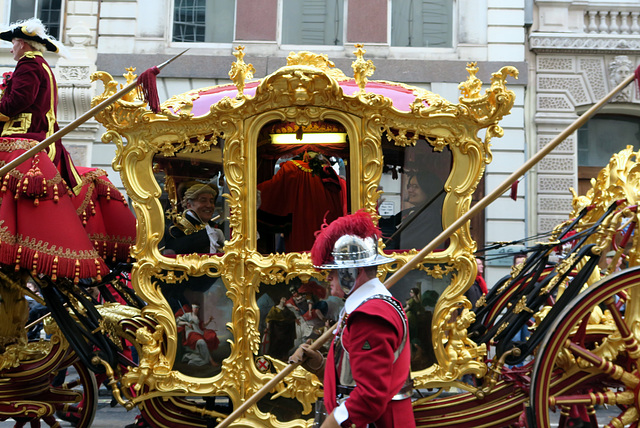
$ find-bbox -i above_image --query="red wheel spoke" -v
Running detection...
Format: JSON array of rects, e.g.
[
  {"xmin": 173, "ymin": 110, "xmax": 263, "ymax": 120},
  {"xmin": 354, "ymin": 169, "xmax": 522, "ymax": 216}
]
[
  {"xmin": 604, "ymin": 295, "xmax": 640, "ymax": 362},
  {"xmin": 550, "ymin": 390, "xmax": 634, "ymax": 408},
  {"xmin": 572, "ymin": 312, "xmax": 592, "ymax": 347},
  {"xmin": 604, "ymin": 406, "xmax": 638, "ymax": 428},
  {"xmin": 565, "ymin": 340, "xmax": 639, "ymax": 389}
]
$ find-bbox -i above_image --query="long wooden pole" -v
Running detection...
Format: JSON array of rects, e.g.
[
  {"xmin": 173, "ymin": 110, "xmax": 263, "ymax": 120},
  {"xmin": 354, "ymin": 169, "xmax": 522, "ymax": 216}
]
[
  {"xmin": 217, "ymin": 72, "xmax": 637, "ymax": 428},
  {"xmin": 0, "ymin": 49, "xmax": 189, "ymax": 178}
]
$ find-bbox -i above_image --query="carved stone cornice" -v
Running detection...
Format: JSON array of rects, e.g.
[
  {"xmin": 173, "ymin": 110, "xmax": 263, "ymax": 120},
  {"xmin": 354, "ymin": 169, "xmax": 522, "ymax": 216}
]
[{"xmin": 530, "ymin": 33, "xmax": 640, "ymax": 54}]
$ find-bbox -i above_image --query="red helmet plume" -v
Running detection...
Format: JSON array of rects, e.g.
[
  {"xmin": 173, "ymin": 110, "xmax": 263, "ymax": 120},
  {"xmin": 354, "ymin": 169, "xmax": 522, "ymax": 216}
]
[{"xmin": 310, "ymin": 210, "xmax": 384, "ymax": 268}]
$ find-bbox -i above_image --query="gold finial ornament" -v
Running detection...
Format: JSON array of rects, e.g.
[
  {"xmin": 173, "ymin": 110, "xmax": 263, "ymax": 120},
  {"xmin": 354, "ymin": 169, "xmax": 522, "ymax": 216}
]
[
  {"xmin": 459, "ymin": 62, "xmax": 482, "ymax": 99},
  {"xmin": 121, "ymin": 67, "xmax": 139, "ymax": 102},
  {"xmin": 229, "ymin": 45, "xmax": 255, "ymax": 99},
  {"xmin": 351, "ymin": 44, "xmax": 375, "ymax": 94}
]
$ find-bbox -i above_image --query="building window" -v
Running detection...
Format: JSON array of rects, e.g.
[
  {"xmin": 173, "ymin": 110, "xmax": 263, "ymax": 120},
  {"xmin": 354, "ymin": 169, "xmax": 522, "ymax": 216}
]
[
  {"xmin": 391, "ymin": 0, "xmax": 452, "ymax": 48},
  {"xmin": 10, "ymin": 0, "xmax": 62, "ymax": 40},
  {"xmin": 578, "ymin": 114, "xmax": 640, "ymax": 167},
  {"xmin": 173, "ymin": 0, "xmax": 235, "ymax": 43},
  {"xmin": 281, "ymin": 0, "xmax": 344, "ymax": 45},
  {"xmin": 577, "ymin": 114, "xmax": 640, "ymax": 194}
]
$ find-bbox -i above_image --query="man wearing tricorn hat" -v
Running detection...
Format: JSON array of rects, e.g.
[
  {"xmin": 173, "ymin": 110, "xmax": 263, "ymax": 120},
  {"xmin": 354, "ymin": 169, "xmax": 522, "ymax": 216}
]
[
  {"xmin": 290, "ymin": 210, "xmax": 415, "ymax": 428},
  {"xmin": 165, "ymin": 182, "xmax": 225, "ymax": 254},
  {"xmin": 0, "ymin": 17, "xmax": 82, "ymax": 192}
]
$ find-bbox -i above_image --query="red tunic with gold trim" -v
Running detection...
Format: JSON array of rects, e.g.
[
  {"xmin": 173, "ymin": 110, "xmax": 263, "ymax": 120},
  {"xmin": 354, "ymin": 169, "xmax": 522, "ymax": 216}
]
[
  {"xmin": 257, "ymin": 159, "xmax": 347, "ymax": 253},
  {"xmin": 323, "ymin": 278, "xmax": 416, "ymax": 428}
]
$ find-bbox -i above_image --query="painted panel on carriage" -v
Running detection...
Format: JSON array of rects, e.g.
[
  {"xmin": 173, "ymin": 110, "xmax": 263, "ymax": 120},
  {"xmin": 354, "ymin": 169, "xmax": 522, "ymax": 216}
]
[
  {"xmin": 153, "ymin": 146, "xmax": 230, "ymax": 256},
  {"xmin": 161, "ymin": 275, "xmax": 233, "ymax": 378},
  {"xmin": 257, "ymin": 277, "xmax": 341, "ymax": 363}
]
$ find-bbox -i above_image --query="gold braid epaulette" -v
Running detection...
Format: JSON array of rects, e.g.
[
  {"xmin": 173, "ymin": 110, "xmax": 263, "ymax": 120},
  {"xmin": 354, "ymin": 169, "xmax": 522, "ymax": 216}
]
[{"xmin": 166, "ymin": 210, "xmax": 207, "ymax": 236}]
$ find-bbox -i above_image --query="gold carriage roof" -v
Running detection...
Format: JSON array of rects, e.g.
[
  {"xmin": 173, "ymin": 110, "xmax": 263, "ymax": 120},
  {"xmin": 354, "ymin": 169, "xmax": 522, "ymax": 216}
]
[
  {"xmin": 154, "ymin": 46, "xmax": 518, "ymax": 134},
  {"xmin": 93, "ymin": 46, "xmax": 518, "ymax": 153},
  {"xmin": 166, "ymin": 70, "xmax": 432, "ymax": 117}
]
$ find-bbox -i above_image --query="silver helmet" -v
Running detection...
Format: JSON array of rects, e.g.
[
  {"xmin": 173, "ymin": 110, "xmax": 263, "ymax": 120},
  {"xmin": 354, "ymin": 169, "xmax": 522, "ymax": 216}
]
[
  {"xmin": 310, "ymin": 210, "xmax": 394, "ymax": 294},
  {"xmin": 317, "ymin": 234, "xmax": 394, "ymax": 269}
]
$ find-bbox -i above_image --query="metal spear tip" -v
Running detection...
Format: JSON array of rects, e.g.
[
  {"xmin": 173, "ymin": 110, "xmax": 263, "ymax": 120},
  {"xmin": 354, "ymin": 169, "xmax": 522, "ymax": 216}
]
[{"xmin": 157, "ymin": 49, "xmax": 190, "ymax": 70}]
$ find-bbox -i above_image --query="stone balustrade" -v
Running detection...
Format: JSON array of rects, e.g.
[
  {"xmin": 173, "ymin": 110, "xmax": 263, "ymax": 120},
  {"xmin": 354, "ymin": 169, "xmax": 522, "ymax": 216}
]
[{"xmin": 584, "ymin": 9, "xmax": 640, "ymax": 35}]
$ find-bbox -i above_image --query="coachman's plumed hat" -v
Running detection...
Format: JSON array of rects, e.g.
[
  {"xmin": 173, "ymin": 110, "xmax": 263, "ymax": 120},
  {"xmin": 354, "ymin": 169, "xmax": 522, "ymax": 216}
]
[{"xmin": 0, "ymin": 18, "xmax": 60, "ymax": 53}]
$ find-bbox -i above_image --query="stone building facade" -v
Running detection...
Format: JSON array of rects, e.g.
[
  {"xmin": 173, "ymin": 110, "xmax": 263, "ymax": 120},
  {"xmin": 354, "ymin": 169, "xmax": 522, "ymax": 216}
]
[
  {"xmin": 529, "ymin": 1, "xmax": 640, "ymax": 236},
  {"xmin": 0, "ymin": 0, "xmax": 529, "ymax": 284}
]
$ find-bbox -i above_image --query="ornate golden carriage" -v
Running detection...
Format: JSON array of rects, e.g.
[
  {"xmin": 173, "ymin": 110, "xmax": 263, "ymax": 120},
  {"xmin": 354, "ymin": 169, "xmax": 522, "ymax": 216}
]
[{"xmin": 89, "ymin": 46, "xmax": 517, "ymax": 426}]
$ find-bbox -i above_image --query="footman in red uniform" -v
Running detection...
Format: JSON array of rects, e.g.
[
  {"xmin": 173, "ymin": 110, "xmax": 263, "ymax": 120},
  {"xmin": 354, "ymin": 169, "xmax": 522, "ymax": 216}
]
[{"xmin": 290, "ymin": 210, "xmax": 416, "ymax": 428}]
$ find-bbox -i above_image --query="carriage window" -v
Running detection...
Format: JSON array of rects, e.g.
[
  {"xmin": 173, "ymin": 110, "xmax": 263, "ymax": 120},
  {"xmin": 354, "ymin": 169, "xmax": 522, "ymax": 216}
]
[
  {"xmin": 256, "ymin": 121, "xmax": 350, "ymax": 254},
  {"xmin": 388, "ymin": 268, "xmax": 449, "ymax": 371},
  {"xmin": 378, "ymin": 136, "xmax": 452, "ymax": 252},
  {"xmin": 154, "ymin": 144, "xmax": 229, "ymax": 256}
]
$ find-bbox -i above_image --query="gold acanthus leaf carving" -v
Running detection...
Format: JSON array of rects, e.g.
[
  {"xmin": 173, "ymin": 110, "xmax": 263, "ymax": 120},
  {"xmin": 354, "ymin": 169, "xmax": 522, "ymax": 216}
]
[{"xmin": 286, "ymin": 51, "xmax": 348, "ymax": 81}]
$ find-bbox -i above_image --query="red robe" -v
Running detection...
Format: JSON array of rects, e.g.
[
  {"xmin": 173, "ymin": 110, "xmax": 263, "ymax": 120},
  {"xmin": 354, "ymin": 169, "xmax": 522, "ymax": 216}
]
[
  {"xmin": 72, "ymin": 166, "xmax": 136, "ymax": 263},
  {"xmin": 0, "ymin": 138, "xmax": 108, "ymax": 280},
  {"xmin": 257, "ymin": 160, "xmax": 347, "ymax": 252},
  {"xmin": 324, "ymin": 279, "xmax": 416, "ymax": 428}
]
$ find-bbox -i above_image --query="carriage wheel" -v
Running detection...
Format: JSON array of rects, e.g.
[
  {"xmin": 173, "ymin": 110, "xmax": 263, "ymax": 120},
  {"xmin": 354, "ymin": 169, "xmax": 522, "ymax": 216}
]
[
  {"xmin": 530, "ymin": 266, "xmax": 640, "ymax": 428},
  {"xmin": 53, "ymin": 359, "xmax": 99, "ymax": 428}
]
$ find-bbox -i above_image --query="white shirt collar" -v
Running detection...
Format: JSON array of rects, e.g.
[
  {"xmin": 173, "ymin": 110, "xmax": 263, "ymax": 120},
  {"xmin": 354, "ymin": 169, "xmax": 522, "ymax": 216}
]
[{"xmin": 344, "ymin": 277, "xmax": 391, "ymax": 314}]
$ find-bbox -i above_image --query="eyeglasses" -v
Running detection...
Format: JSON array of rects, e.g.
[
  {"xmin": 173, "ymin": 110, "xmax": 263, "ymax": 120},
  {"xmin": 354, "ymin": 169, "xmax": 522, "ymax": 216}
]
[{"xmin": 406, "ymin": 183, "xmax": 420, "ymax": 191}]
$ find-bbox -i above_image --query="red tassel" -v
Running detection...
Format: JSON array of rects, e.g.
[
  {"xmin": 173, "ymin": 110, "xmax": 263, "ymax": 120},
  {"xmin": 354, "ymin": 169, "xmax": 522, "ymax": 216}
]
[
  {"xmin": 510, "ymin": 180, "xmax": 518, "ymax": 201},
  {"xmin": 51, "ymin": 256, "xmax": 58, "ymax": 281},
  {"xmin": 21, "ymin": 158, "xmax": 47, "ymax": 202},
  {"xmin": 635, "ymin": 64, "xmax": 640, "ymax": 91},
  {"xmin": 137, "ymin": 66, "xmax": 161, "ymax": 113}
]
